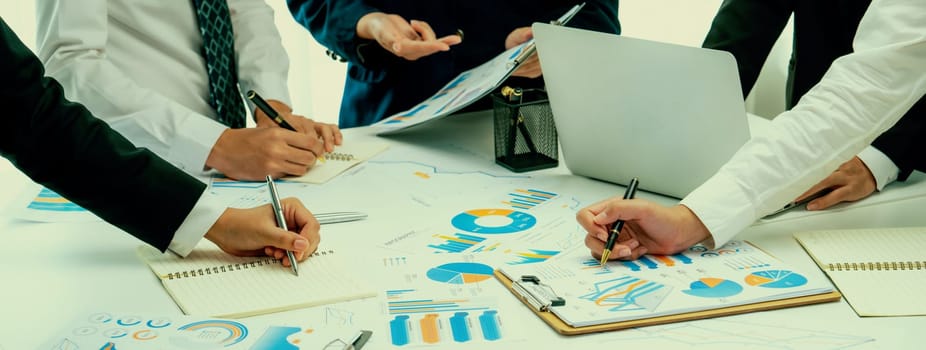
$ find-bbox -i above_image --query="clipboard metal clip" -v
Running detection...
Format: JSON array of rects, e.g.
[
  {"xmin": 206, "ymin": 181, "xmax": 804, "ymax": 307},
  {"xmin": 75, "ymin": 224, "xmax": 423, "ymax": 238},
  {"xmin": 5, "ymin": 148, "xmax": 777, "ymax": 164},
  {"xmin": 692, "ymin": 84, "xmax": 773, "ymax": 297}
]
[
  {"xmin": 510, "ymin": 2, "xmax": 587, "ymax": 67},
  {"xmin": 512, "ymin": 275, "xmax": 565, "ymax": 312}
]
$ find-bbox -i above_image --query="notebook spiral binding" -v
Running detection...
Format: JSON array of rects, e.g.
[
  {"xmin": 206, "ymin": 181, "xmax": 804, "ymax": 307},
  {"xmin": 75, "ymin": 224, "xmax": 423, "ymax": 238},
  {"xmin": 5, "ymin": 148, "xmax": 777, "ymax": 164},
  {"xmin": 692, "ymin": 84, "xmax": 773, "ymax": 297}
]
[
  {"xmin": 828, "ymin": 261, "xmax": 925, "ymax": 271},
  {"xmin": 325, "ymin": 152, "xmax": 355, "ymax": 161},
  {"xmin": 167, "ymin": 249, "xmax": 335, "ymax": 280}
]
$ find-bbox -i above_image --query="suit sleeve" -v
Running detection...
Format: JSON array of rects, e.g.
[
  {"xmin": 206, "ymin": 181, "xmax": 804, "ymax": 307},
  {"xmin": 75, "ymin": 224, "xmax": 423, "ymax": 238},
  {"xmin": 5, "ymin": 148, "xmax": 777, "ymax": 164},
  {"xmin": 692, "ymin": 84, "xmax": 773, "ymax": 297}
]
[
  {"xmin": 558, "ymin": 0, "xmax": 620, "ymax": 34},
  {"xmin": 870, "ymin": 99, "xmax": 926, "ymax": 181},
  {"xmin": 702, "ymin": 0, "xmax": 795, "ymax": 97},
  {"xmin": 0, "ymin": 19, "xmax": 206, "ymax": 251},
  {"xmin": 287, "ymin": 0, "xmax": 381, "ymax": 65}
]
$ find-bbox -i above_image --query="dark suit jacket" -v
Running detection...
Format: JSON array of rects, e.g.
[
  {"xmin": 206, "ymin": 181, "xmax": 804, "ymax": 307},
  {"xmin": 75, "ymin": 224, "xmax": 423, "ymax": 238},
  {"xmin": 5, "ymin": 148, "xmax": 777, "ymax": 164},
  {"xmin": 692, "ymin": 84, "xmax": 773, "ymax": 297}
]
[
  {"xmin": 703, "ymin": 0, "xmax": 925, "ymax": 181},
  {"xmin": 289, "ymin": 0, "xmax": 620, "ymax": 128},
  {"xmin": 1, "ymin": 19, "xmax": 206, "ymax": 251}
]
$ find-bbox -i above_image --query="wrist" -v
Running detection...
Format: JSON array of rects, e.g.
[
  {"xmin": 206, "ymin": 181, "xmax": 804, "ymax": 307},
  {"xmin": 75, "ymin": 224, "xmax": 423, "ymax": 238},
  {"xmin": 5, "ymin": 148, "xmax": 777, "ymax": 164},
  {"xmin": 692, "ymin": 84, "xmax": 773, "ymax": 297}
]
[
  {"xmin": 673, "ymin": 204, "xmax": 713, "ymax": 250},
  {"xmin": 356, "ymin": 12, "xmax": 383, "ymax": 40},
  {"xmin": 204, "ymin": 208, "xmax": 235, "ymax": 245},
  {"xmin": 205, "ymin": 129, "xmax": 233, "ymax": 171}
]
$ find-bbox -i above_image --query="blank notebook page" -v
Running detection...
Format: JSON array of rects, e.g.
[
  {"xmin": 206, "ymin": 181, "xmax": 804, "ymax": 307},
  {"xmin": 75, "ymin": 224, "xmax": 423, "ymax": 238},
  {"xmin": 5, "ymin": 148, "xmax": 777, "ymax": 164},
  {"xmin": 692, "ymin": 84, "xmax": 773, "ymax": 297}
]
[
  {"xmin": 138, "ymin": 242, "xmax": 376, "ymax": 318},
  {"xmin": 795, "ymin": 227, "xmax": 926, "ymax": 316}
]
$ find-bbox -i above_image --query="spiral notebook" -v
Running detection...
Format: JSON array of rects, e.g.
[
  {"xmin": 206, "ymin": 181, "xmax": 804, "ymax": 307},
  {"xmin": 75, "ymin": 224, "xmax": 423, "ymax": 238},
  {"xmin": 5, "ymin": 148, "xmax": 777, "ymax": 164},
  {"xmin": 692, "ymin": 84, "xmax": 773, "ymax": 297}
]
[
  {"xmin": 137, "ymin": 241, "xmax": 376, "ymax": 318},
  {"xmin": 286, "ymin": 140, "xmax": 389, "ymax": 184},
  {"xmin": 794, "ymin": 227, "xmax": 926, "ymax": 316}
]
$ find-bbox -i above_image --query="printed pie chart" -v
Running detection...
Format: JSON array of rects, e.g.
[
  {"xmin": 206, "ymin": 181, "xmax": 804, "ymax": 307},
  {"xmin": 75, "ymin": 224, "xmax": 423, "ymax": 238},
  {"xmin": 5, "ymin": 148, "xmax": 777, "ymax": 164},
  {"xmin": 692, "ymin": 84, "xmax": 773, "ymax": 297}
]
[
  {"xmin": 451, "ymin": 209, "xmax": 536, "ymax": 234},
  {"xmin": 426, "ymin": 262, "xmax": 494, "ymax": 284},
  {"xmin": 683, "ymin": 277, "xmax": 743, "ymax": 298},
  {"xmin": 744, "ymin": 270, "xmax": 808, "ymax": 288}
]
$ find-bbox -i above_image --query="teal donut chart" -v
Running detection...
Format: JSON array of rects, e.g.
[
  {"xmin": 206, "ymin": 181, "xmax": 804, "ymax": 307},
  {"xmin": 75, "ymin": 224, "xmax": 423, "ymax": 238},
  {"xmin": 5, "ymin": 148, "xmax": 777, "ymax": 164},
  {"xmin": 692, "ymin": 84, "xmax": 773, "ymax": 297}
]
[{"xmin": 451, "ymin": 209, "xmax": 536, "ymax": 234}]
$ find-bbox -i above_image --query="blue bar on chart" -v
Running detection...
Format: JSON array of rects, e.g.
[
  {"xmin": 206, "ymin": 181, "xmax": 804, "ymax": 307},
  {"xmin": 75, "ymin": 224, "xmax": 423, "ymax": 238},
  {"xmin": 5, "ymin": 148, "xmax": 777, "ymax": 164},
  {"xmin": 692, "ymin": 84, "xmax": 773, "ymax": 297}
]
[
  {"xmin": 502, "ymin": 189, "xmax": 558, "ymax": 210},
  {"xmin": 449, "ymin": 312, "xmax": 472, "ymax": 342},
  {"xmin": 477, "ymin": 310, "xmax": 502, "ymax": 341},
  {"xmin": 388, "ymin": 310, "xmax": 503, "ymax": 346},
  {"xmin": 428, "ymin": 233, "xmax": 486, "ymax": 253},
  {"xmin": 389, "ymin": 315, "xmax": 412, "ymax": 346}
]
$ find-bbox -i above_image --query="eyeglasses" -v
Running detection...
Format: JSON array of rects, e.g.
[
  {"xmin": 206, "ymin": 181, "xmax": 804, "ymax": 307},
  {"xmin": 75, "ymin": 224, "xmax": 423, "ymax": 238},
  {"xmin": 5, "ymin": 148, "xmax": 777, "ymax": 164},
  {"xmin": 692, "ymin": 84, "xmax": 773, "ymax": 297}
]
[
  {"xmin": 323, "ymin": 338, "xmax": 355, "ymax": 350},
  {"xmin": 323, "ymin": 330, "xmax": 371, "ymax": 350}
]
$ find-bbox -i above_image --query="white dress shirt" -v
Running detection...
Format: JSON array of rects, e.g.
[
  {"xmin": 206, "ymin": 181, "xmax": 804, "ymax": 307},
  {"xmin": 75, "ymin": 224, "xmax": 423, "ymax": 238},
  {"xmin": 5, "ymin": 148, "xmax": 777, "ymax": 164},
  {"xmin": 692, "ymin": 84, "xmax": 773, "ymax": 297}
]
[
  {"xmin": 681, "ymin": 0, "xmax": 926, "ymax": 247},
  {"xmin": 36, "ymin": 0, "xmax": 291, "ymax": 254},
  {"xmin": 36, "ymin": 0, "xmax": 291, "ymax": 173}
]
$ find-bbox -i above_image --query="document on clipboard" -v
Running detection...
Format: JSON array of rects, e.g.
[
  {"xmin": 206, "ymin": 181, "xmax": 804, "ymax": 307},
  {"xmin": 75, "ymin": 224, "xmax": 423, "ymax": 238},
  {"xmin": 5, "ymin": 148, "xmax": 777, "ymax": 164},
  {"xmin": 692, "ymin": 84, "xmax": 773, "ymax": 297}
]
[
  {"xmin": 495, "ymin": 241, "xmax": 841, "ymax": 335},
  {"xmin": 371, "ymin": 3, "xmax": 586, "ymax": 135}
]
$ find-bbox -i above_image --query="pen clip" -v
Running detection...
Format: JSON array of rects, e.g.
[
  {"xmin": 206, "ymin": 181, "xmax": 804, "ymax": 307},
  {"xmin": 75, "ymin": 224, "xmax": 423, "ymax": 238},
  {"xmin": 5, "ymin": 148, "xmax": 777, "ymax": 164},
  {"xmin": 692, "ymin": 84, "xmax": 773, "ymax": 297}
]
[{"xmin": 512, "ymin": 275, "xmax": 565, "ymax": 312}]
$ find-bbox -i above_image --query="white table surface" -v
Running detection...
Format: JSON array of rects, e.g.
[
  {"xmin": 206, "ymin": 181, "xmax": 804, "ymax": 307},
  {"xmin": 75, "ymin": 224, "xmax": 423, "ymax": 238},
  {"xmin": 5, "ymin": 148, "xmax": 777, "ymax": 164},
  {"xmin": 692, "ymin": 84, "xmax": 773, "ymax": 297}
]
[{"xmin": 1, "ymin": 111, "xmax": 923, "ymax": 349}]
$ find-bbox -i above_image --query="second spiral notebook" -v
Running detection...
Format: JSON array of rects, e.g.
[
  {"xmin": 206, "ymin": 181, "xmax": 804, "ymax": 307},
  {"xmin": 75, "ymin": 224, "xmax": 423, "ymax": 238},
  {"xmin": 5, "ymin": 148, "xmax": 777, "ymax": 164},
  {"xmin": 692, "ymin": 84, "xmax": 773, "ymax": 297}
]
[
  {"xmin": 794, "ymin": 226, "xmax": 926, "ymax": 317},
  {"xmin": 137, "ymin": 241, "xmax": 376, "ymax": 318},
  {"xmin": 286, "ymin": 140, "xmax": 389, "ymax": 184}
]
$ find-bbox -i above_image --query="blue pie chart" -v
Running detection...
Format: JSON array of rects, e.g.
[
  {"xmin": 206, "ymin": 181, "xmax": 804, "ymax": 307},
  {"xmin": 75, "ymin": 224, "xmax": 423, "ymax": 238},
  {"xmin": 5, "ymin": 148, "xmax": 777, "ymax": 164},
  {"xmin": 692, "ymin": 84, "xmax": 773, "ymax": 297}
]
[{"xmin": 451, "ymin": 209, "xmax": 536, "ymax": 234}]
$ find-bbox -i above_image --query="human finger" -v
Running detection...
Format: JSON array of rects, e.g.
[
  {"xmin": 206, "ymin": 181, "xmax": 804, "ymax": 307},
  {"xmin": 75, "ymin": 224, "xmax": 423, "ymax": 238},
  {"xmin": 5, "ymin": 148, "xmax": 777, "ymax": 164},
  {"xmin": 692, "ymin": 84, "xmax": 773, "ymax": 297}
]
[{"xmin": 409, "ymin": 20, "xmax": 437, "ymax": 41}]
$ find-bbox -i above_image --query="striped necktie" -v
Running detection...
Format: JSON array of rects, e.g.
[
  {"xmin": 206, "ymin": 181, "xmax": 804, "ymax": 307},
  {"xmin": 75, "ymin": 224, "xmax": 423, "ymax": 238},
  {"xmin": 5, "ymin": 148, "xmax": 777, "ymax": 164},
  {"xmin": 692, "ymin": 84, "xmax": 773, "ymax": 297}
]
[{"xmin": 191, "ymin": 0, "xmax": 246, "ymax": 128}]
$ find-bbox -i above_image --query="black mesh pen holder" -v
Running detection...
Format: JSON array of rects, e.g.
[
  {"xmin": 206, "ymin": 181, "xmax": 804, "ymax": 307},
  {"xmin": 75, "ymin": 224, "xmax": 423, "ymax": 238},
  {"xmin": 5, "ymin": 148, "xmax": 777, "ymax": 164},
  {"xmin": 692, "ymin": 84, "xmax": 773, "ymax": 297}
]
[{"xmin": 492, "ymin": 87, "xmax": 558, "ymax": 172}]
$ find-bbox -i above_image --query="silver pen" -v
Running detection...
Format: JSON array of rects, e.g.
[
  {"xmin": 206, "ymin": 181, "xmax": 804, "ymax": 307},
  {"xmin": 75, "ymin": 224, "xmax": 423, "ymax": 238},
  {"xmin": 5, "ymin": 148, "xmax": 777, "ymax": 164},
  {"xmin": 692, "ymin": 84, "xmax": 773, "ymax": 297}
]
[
  {"xmin": 314, "ymin": 211, "xmax": 368, "ymax": 225},
  {"xmin": 266, "ymin": 175, "xmax": 298, "ymax": 276}
]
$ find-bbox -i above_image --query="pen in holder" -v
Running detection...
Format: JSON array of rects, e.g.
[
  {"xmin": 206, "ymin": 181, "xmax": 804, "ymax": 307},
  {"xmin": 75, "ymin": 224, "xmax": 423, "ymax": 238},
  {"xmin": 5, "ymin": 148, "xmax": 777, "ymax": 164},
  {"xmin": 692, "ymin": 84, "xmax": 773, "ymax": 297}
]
[{"xmin": 492, "ymin": 87, "xmax": 558, "ymax": 172}]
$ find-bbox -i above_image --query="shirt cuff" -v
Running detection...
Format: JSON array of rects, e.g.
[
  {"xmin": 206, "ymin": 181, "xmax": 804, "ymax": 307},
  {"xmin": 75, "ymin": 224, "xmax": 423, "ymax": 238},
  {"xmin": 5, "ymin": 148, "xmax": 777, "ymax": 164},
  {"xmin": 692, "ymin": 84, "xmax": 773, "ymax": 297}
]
[
  {"xmin": 680, "ymin": 171, "xmax": 757, "ymax": 249},
  {"xmin": 856, "ymin": 146, "xmax": 900, "ymax": 191},
  {"xmin": 168, "ymin": 116, "xmax": 227, "ymax": 173},
  {"xmin": 168, "ymin": 191, "xmax": 226, "ymax": 257}
]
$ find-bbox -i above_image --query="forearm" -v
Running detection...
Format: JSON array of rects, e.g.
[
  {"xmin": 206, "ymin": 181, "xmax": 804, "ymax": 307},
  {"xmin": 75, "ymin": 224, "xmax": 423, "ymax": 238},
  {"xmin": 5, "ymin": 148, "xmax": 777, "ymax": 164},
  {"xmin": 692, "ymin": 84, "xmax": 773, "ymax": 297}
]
[
  {"xmin": 287, "ymin": 0, "xmax": 380, "ymax": 64},
  {"xmin": 2, "ymin": 24, "xmax": 206, "ymax": 250},
  {"xmin": 682, "ymin": 0, "xmax": 926, "ymax": 246}
]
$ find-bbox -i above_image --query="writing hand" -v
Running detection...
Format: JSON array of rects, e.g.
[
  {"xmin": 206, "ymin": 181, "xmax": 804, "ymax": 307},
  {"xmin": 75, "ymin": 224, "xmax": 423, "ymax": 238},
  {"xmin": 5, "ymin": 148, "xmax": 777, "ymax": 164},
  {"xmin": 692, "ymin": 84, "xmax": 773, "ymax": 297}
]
[
  {"xmin": 795, "ymin": 156, "xmax": 876, "ymax": 211},
  {"xmin": 206, "ymin": 126, "xmax": 325, "ymax": 180},
  {"xmin": 357, "ymin": 12, "xmax": 461, "ymax": 61},
  {"xmin": 254, "ymin": 99, "xmax": 343, "ymax": 153},
  {"xmin": 205, "ymin": 197, "xmax": 321, "ymax": 267},
  {"xmin": 577, "ymin": 198, "xmax": 711, "ymax": 261}
]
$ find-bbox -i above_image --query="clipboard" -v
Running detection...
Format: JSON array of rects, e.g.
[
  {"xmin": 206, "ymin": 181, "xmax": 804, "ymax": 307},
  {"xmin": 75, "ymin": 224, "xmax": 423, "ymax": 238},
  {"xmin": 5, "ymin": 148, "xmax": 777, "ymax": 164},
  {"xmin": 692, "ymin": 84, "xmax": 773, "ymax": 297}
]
[
  {"xmin": 494, "ymin": 270, "xmax": 842, "ymax": 335},
  {"xmin": 372, "ymin": 3, "xmax": 586, "ymax": 135}
]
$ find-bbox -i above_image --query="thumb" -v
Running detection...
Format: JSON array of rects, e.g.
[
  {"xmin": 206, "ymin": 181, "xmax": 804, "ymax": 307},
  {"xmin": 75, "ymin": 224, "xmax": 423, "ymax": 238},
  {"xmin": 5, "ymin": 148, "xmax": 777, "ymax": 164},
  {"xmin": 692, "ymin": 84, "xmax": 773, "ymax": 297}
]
[{"xmin": 265, "ymin": 225, "xmax": 309, "ymax": 252}]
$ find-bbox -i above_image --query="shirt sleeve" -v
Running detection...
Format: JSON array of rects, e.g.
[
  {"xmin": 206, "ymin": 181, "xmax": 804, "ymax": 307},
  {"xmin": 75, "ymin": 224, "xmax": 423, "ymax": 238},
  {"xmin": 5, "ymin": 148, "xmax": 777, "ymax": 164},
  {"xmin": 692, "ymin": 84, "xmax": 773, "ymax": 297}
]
[
  {"xmin": 168, "ymin": 192, "xmax": 227, "ymax": 257},
  {"xmin": 229, "ymin": 0, "xmax": 293, "ymax": 115},
  {"xmin": 36, "ymin": 0, "xmax": 226, "ymax": 173},
  {"xmin": 680, "ymin": 0, "xmax": 926, "ymax": 247},
  {"xmin": 857, "ymin": 146, "xmax": 900, "ymax": 191}
]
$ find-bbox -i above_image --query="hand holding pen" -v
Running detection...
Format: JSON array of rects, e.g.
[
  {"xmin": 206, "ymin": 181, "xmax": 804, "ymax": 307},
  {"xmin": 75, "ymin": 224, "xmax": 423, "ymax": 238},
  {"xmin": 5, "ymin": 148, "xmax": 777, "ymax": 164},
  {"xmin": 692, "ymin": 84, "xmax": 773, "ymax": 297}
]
[
  {"xmin": 247, "ymin": 90, "xmax": 343, "ymax": 157},
  {"xmin": 600, "ymin": 178, "xmax": 639, "ymax": 264},
  {"xmin": 266, "ymin": 175, "xmax": 299, "ymax": 275}
]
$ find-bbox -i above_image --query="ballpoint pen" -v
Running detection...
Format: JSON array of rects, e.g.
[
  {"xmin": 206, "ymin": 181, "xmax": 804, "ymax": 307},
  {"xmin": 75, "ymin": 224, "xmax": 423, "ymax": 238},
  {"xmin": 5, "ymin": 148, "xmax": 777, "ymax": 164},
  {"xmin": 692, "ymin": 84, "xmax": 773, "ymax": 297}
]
[
  {"xmin": 600, "ymin": 177, "xmax": 639, "ymax": 265},
  {"xmin": 247, "ymin": 90, "xmax": 325, "ymax": 163},
  {"xmin": 314, "ymin": 211, "xmax": 368, "ymax": 225},
  {"xmin": 266, "ymin": 175, "xmax": 299, "ymax": 276}
]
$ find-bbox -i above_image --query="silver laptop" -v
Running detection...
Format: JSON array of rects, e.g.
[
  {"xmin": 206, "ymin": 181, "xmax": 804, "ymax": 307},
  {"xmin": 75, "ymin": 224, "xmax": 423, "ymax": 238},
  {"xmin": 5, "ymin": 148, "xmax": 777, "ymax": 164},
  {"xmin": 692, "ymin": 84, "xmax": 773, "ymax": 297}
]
[{"xmin": 533, "ymin": 23, "xmax": 750, "ymax": 198}]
